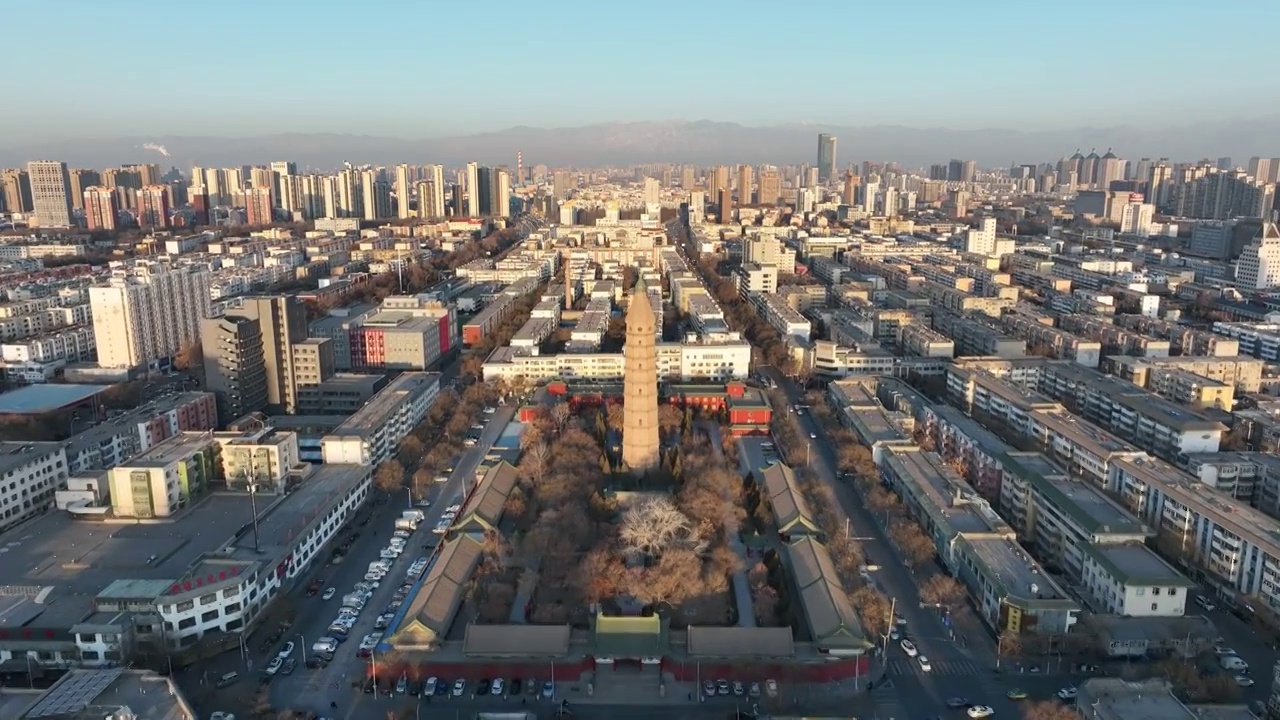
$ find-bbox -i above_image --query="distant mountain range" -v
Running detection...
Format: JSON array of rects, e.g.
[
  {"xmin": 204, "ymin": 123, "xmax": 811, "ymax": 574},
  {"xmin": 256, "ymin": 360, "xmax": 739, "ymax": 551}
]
[{"xmin": 2, "ymin": 118, "xmax": 1278, "ymax": 171}]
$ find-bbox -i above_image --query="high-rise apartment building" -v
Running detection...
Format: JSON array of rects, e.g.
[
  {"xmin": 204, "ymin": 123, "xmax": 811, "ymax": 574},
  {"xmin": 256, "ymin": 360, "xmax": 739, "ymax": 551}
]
[
  {"xmin": 964, "ymin": 217, "xmax": 998, "ymax": 255},
  {"xmin": 1120, "ymin": 202, "xmax": 1155, "ymax": 236},
  {"xmin": 83, "ymin": 186, "xmax": 120, "ymax": 231},
  {"xmin": 26, "ymin": 161, "xmax": 74, "ymax": 227},
  {"xmin": 680, "ymin": 166, "xmax": 697, "ymax": 189},
  {"xmin": 90, "ymin": 264, "xmax": 212, "ymax": 369},
  {"xmin": 234, "ymin": 295, "xmax": 308, "ymax": 412},
  {"xmin": 395, "ymin": 164, "xmax": 412, "ymax": 219},
  {"xmin": 817, "ymin": 134, "xmax": 837, "ymax": 182},
  {"xmin": 245, "ymin": 187, "xmax": 274, "ymax": 225},
  {"xmin": 717, "ymin": 188, "xmax": 734, "ymax": 223},
  {"xmin": 360, "ymin": 171, "xmax": 392, "ymax": 221},
  {"xmin": 124, "ymin": 163, "xmax": 161, "ymax": 188},
  {"xmin": 552, "ymin": 170, "xmax": 574, "ymax": 200},
  {"xmin": 68, "ymin": 169, "xmax": 100, "ymax": 211},
  {"xmin": 1096, "ymin": 150, "xmax": 1124, "ymax": 190},
  {"xmin": 1247, "ymin": 157, "xmax": 1280, "ymax": 185},
  {"xmin": 465, "ymin": 162, "xmax": 480, "ymax": 217},
  {"xmin": 135, "ymin": 185, "xmax": 172, "ymax": 228},
  {"xmin": 200, "ymin": 314, "xmax": 268, "ymax": 419},
  {"xmin": 1172, "ymin": 169, "xmax": 1275, "ymax": 220},
  {"xmin": 948, "ymin": 159, "xmax": 977, "ymax": 182},
  {"xmin": 841, "ymin": 172, "xmax": 859, "ymax": 206},
  {"xmin": 758, "ymin": 168, "xmax": 781, "ymax": 206},
  {"xmin": 426, "ymin": 165, "xmax": 445, "ymax": 219},
  {"xmin": 643, "ymin": 177, "xmax": 661, "ymax": 207},
  {"xmin": 2, "ymin": 169, "xmax": 33, "ymax": 214},
  {"xmin": 476, "ymin": 166, "xmax": 493, "ymax": 216},
  {"xmin": 1235, "ymin": 223, "xmax": 1280, "ymax": 290},
  {"xmin": 707, "ymin": 166, "xmax": 730, "ymax": 203},
  {"xmin": 494, "ymin": 168, "xmax": 512, "ymax": 218},
  {"xmin": 737, "ymin": 165, "xmax": 753, "ymax": 204}
]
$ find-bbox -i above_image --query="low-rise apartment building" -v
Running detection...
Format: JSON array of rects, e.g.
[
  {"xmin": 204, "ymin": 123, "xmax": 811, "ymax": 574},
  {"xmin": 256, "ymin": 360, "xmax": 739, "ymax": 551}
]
[
  {"xmin": 1212, "ymin": 321, "xmax": 1280, "ymax": 361},
  {"xmin": 64, "ymin": 392, "xmax": 218, "ymax": 474},
  {"xmin": 1036, "ymin": 363, "xmax": 1225, "ymax": 463},
  {"xmin": 754, "ymin": 292, "xmax": 811, "ymax": 342},
  {"xmin": 1058, "ymin": 315, "xmax": 1171, "ymax": 358},
  {"xmin": 1102, "ymin": 354, "xmax": 1264, "ymax": 394},
  {"xmin": 898, "ymin": 324, "xmax": 955, "ymax": 358},
  {"xmin": 1184, "ymin": 451, "xmax": 1280, "ymax": 517},
  {"xmin": 999, "ymin": 312, "xmax": 1102, "ymax": 367},
  {"xmin": 1107, "ymin": 455, "xmax": 1280, "ymax": 615},
  {"xmin": 932, "ymin": 312, "xmax": 1026, "ymax": 358},
  {"xmin": 320, "ymin": 372, "xmax": 440, "ymax": 465},
  {"xmin": 1079, "ymin": 543, "xmax": 1193, "ymax": 617},
  {"xmin": 1113, "ymin": 315, "xmax": 1238, "ymax": 357},
  {"xmin": 879, "ymin": 445, "xmax": 1079, "ymax": 634},
  {"xmin": 106, "ymin": 432, "xmax": 216, "ymax": 518},
  {"xmin": 0, "ymin": 442, "xmax": 68, "ymax": 534},
  {"xmin": 482, "ymin": 340, "xmax": 752, "ymax": 383},
  {"xmin": 735, "ymin": 262, "xmax": 778, "ymax": 297}
]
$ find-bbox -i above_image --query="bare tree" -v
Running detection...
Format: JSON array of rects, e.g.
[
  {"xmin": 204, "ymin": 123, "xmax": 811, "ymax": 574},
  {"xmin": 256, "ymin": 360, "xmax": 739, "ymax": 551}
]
[
  {"xmin": 997, "ymin": 630, "xmax": 1022, "ymax": 659},
  {"xmin": 918, "ymin": 575, "xmax": 965, "ymax": 607},
  {"xmin": 849, "ymin": 586, "xmax": 892, "ymax": 637},
  {"xmin": 889, "ymin": 521, "xmax": 936, "ymax": 567},
  {"xmin": 518, "ymin": 440, "xmax": 551, "ymax": 486},
  {"xmin": 1020, "ymin": 701, "xmax": 1077, "ymax": 720},
  {"xmin": 549, "ymin": 403, "xmax": 572, "ymax": 434},
  {"xmin": 619, "ymin": 497, "xmax": 694, "ymax": 560},
  {"xmin": 373, "ymin": 459, "xmax": 404, "ymax": 492}
]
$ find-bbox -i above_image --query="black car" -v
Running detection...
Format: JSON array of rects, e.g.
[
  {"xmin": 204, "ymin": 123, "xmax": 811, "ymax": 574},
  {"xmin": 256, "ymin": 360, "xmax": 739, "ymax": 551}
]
[
  {"xmin": 363, "ymin": 678, "xmax": 377, "ymax": 694},
  {"xmin": 305, "ymin": 656, "xmax": 326, "ymax": 669},
  {"xmin": 510, "ymin": 678, "xmax": 522, "ymax": 695},
  {"xmin": 477, "ymin": 678, "xmax": 491, "ymax": 696},
  {"xmin": 946, "ymin": 698, "xmax": 970, "ymax": 709},
  {"xmin": 434, "ymin": 679, "xmax": 449, "ymax": 696}
]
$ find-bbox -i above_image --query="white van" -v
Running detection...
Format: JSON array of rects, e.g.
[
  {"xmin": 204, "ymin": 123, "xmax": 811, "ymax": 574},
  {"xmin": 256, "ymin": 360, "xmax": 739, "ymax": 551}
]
[
  {"xmin": 312, "ymin": 638, "xmax": 338, "ymax": 654},
  {"xmin": 1221, "ymin": 656, "xmax": 1248, "ymax": 672}
]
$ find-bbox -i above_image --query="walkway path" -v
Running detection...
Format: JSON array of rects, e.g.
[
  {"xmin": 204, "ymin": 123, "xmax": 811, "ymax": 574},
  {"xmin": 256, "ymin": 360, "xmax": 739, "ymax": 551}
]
[{"xmin": 696, "ymin": 421, "xmax": 755, "ymax": 628}]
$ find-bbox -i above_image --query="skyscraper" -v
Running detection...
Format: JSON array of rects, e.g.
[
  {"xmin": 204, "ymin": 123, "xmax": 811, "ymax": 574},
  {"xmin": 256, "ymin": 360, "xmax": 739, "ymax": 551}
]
[
  {"xmin": 1235, "ymin": 223, "xmax": 1280, "ymax": 290},
  {"xmin": 737, "ymin": 165, "xmax": 753, "ymax": 204},
  {"xmin": 465, "ymin": 162, "xmax": 480, "ymax": 217},
  {"xmin": 235, "ymin": 295, "xmax": 308, "ymax": 412},
  {"xmin": 758, "ymin": 168, "xmax": 781, "ymax": 206},
  {"xmin": 200, "ymin": 314, "xmax": 268, "ymax": 420},
  {"xmin": 83, "ymin": 186, "xmax": 119, "ymax": 231},
  {"xmin": 841, "ymin": 172, "xmax": 859, "ymax": 206},
  {"xmin": 395, "ymin": 164, "xmax": 413, "ymax": 219},
  {"xmin": 817, "ymin": 134, "xmax": 837, "ymax": 183},
  {"xmin": 26, "ymin": 161, "xmax": 74, "ymax": 227},
  {"xmin": 948, "ymin": 159, "xmax": 977, "ymax": 182},
  {"xmin": 426, "ymin": 165, "xmax": 446, "ymax": 219},
  {"xmin": 621, "ymin": 277, "xmax": 659, "ymax": 474},
  {"xmin": 708, "ymin": 166, "xmax": 730, "ymax": 203},
  {"xmin": 245, "ymin": 187, "xmax": 274, "ymax": 225},
  {"xmin": 718, "ymin": 188, "xmax": 734, "ymax": 223},
  {"xmin": 2, "ymin": 169, "xmax": 33, "ymax": 214},
  {"xmin": 68, "ymin": 169, "xmax": 100, "ymax": 211},
  {"xmin": 135, "ymin": 185, "xmax": 172, "ymax": 228},
  {"xmin": 643, "ymin": 177, "xmax": 661, "ymax": 207},
  {"xmin": 360, "ymin": 171, "xmax": 392, "ymax": 220},
  {"xmin": 493, "ymin": 168, "xmax": 512, "ymax": 218},
  {"xmin": 476, "ymin": 166, "xmax": 493, "ymax": 216}
]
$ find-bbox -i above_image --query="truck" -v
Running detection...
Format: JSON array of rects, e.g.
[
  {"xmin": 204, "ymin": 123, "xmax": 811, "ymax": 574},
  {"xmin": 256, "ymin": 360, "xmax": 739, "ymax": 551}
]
[
  {"xmin": 394, "ymin": 517, "xmax": 418, "ymax": 531},
  {"xmin": 402, "ymin": 509, "xmax": 426, "ymax": 523}
]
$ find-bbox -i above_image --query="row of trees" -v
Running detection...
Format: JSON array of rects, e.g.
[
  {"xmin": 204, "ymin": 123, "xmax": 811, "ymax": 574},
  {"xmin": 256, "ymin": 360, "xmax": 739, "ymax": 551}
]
[{"xmin": 695, "ymin": 254, "xmax": 797, "ymax": 370}]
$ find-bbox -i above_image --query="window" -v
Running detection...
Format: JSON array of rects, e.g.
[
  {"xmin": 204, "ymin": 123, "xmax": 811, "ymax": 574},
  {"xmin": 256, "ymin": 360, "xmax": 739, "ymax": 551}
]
[
  {"xmin": 175, "ymin": 600, "xmax": 194, "ymax": 613},
  {"xmin": 1151, "ymin": 588, "xmax": 1160, "ymax": 596},
  {"xmin": 1135, "ymin": 587, "xmax": 1145, "ymax": 596},
  {"xmin": 81, "ymin": 650, "xmax": 101, "ymax": 660},
  {"xmin": 201, "ymin": 610, "xmax": 219, "ymax": 623},
  {"xmin": 177, "ymin": 618, "xmax": 196, "ymax": 630},
  {"xmin": 1151, "ymin": 603, "xmax": 1158, "ymax": 611}
]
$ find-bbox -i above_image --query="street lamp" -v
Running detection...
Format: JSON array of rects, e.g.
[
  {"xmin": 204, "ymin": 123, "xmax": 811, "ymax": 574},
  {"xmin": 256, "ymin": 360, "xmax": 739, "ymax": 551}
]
[
  {"xmin": 297, "ymin": 633, "xmax": 307, "ymax": 664},
  {"xmin": 404, "ymin": 486, "xmax": 413, "ymax": 509}
]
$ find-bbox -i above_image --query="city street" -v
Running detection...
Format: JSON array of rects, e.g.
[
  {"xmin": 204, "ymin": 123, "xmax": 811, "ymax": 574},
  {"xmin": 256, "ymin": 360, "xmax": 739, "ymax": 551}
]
[
  {"xmin": 763, "ymin": 368, "xmax": 1092, "ymax": 718},
  {"xmin": 266, "ymin": 403, "xmax": 518, "ymax": 719}
]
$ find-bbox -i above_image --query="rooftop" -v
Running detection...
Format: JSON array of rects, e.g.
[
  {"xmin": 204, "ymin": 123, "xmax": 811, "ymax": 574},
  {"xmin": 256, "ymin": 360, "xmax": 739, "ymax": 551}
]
[
  {"xmin": 885, "ymin": 447, "xmax": 1006, "ymax": 535},
  {"xmin": 0, "ymin": 384, "xmax": 109, "ymax": 415},
  {"xmin": 0, "ymin": 494, "xmax": 256, "ymax": 627},
  {"xmin": 1032, "ymin": 408, "xmax": 1139, "ymax": 456},
  {"xmin": 21, "ymin": 668, "xmax": 193, "ymax": 720},
  {"xmin": 329, "ymin": 372, "xmax": 439, "ymax": 436},
  {"xmin": 65, "ymin": 393, "xmax": 214, "ymax": 457},
  {"xmin": 1077, "ymin": 679, "xmax": 1195, "ymax": 720},
  {"xmin": 962, "ymin": 536, "xmax": 1073, "ymax": 606},
  {"xmin": 229, "ymin": 464, "xmax": 370, "ymax": 561},
  {"xmin": 0, "ymin": 441, "xmax": 64, "ymax": 475},
  {"xmin": 115, "ymin": 431, "xmax": 213, "ymax": 468},
  {"xmin": 1081, "ymin": 542, "xmax": 1192, "ymax": 587},
  {"xmin": 1036, "ymin": 470, "xmax": 1148, "ymax": 537}
]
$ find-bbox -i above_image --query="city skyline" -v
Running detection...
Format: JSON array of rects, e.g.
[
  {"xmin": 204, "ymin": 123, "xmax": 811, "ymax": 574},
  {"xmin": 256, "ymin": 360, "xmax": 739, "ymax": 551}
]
[
  {"xmin": 4, "ymin": 116, "xmax": 1280, "ymax": 171},
  {"xmin": 4, "ymin": 0, "xmax": 1277, "ymax": 144}
]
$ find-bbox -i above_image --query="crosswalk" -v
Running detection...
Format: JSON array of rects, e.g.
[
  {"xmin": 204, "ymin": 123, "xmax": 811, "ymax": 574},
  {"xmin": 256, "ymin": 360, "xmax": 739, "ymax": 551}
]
[
  {"xmin": 868, "ymin": 677, "xmax": 910, "ymax": 720},
  {"xmin": 886, "ymin": 658, "xmax": 985, "ymax": 677}
]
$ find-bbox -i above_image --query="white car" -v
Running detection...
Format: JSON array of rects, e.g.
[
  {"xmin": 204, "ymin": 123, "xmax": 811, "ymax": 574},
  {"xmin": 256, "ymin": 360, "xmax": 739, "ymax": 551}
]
[
  {"xmin": 277, "ymin": 641, "xmax": 294, "ymax": 659},
  {"xmin": 432, "ymin": 522, "xmax": 449, "ymax": 535},
  {"xmin": 1057, "ymin": 687, "xmax": 1078, "ymax": 700},
  {"xmin": 1236, "ymin": 676, "xmax": 1256, "ymax": 687},
  {"xmin": 452, "ymin": 679, "xmax": 466, "ymax": 696},
  {"xmin": 900, "ymin": 639, "xmax": 918, "ymax": 657},
  {"xmin": 967, "ymin": 706, "xmax": 994, "ymax": 719},
  {"xmin": 321, "ymin": 588, "xmax": 336, "ymax": 600},
  {"xmin": 765, "ymin": 679, "xmax": 777, "ymax": 698},
  {"xmin": 445, "ymin": 504, "xmax": 462, "ymax": 514},
  {"xmin": 491, "ymin": 678, "xmax": 504, "ymax": 695},
  {"xmin": 483, "ymin": 407, "xmax": 496, "ymax": 414},
  {"xmin": 264, "ymin": 657, "xmax": 283, "ymax": 675},
  {"xmin": 917, "ymin": 656, "xmax": 931, "ymax": 672}
]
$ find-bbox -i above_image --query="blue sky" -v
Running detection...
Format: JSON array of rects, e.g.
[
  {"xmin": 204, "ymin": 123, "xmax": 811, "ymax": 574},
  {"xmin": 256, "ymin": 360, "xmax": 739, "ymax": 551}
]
[{"xmin": 5, "ymin": 0, "xmax": 1278, "ymax": 141}]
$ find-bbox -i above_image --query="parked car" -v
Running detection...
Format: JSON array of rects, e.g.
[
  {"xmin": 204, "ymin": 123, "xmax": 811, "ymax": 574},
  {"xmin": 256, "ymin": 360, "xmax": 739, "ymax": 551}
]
[
  {"xmin": 1058, "ymin": 687, "xmax": 1078, "ymax": 701},
  {"xmin": 967, "ymin": 706, "xmax": 995, "ymax": 719},
  {"xmin": 264, "ymin": 657, "xmax": 283, "ymax": 676},
  {"xmin": 703, "ymin": 680, "xmax": 716, "ymax": 697},
  {"xmin": 277, "ymin": 641, "xmax": 294, "ymax": 659},
  {"xmin": 321, "ymin": 588, "xmax": 336, "ymax": 600},
  {"xmin": 477, "ymin": 678, "xmax": 490, "ymax": 696},
  {"xmin": 946, "ymin": 698, "xmax": 970, "ymax": 709},
  {"xmin": 424, "ymin": 677, "xmax": 438, "ymax": 695},
  {"xmin": 765, "ymin": 679, "xmax": 777, "ymax": 697},
  {"xmin": 281, "ymin": 658, "xmax": 296, "ymax": 676},
  {"xmin": 491, "ymin": 678, "xmax": 504, "ymax": 695},
  {"xmin": 395, "ymin": 675, "xmax": 408, "ymax": 694},
  {"xmin": 541, "ymin": 681, "xmax": 554, "ymax": 698}
]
